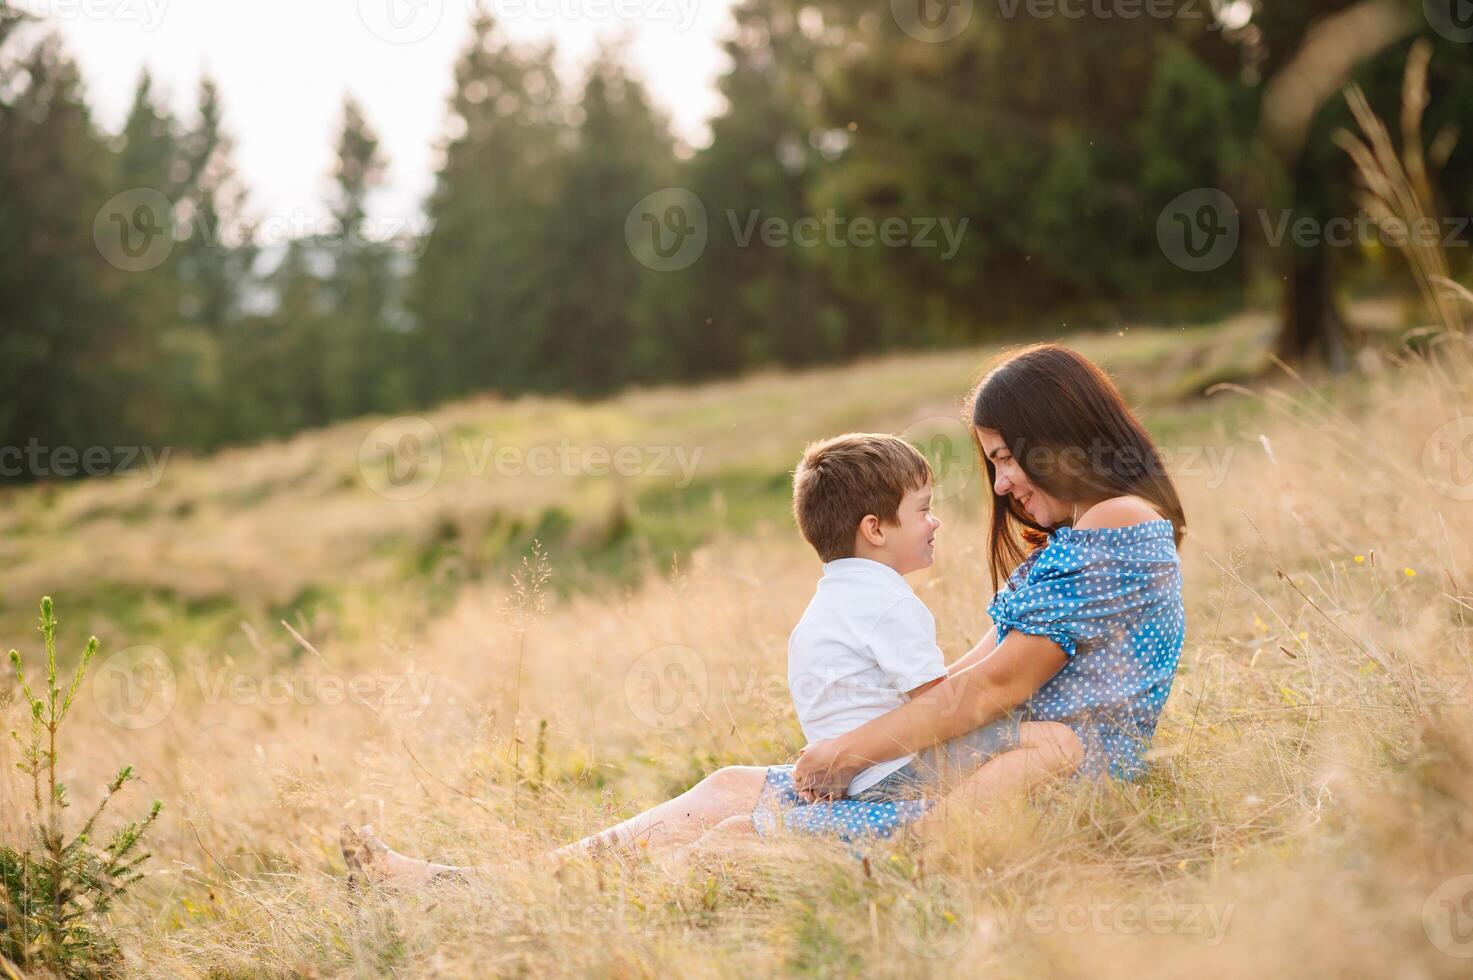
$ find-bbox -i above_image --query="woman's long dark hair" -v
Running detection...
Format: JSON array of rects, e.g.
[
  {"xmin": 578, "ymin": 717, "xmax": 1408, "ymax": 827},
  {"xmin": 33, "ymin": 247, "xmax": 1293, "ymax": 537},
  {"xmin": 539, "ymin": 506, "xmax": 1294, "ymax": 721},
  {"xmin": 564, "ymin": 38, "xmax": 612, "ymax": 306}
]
[{"xmin": 968, "ymin": 343, "xmax": 1187, "ymax": 592}]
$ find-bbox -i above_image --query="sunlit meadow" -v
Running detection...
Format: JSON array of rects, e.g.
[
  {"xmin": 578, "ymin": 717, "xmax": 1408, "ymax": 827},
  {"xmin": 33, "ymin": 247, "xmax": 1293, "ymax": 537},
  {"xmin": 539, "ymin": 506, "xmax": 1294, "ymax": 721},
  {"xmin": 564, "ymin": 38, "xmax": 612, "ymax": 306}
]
[{"xmin": 3, "ymin": 302, "xmax": 1472, "ymax": 976}]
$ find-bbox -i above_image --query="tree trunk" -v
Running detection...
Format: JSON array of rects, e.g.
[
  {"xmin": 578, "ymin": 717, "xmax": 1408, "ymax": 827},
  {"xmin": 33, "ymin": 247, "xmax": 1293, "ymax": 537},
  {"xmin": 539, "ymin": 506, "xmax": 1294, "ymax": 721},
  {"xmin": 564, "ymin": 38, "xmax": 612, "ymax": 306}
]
[
  {"xmin": 1250, "ymin": 0, "xmax": 1414, "ymax": 372},
  {"xmin": 1275, "ymin": 244, "xmax": 1349, "ymax": 372}
]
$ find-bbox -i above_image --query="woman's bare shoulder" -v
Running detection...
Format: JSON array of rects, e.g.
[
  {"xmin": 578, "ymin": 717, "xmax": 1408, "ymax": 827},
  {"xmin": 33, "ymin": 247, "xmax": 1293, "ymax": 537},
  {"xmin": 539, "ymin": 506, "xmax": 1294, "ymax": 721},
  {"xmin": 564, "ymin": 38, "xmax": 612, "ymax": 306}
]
[{"xmin": 1073, "ymin": 495, "xmax": 1164, "ymax": 530}]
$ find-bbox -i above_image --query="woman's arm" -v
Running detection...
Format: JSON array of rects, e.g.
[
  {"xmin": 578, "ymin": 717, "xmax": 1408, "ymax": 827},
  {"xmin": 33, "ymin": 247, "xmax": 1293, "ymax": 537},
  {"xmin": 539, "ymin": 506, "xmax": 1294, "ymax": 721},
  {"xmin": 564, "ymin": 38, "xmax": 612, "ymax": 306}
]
[{"xmin": 792, "ymin": 630, "xmax": 1069, "ymax": 800}]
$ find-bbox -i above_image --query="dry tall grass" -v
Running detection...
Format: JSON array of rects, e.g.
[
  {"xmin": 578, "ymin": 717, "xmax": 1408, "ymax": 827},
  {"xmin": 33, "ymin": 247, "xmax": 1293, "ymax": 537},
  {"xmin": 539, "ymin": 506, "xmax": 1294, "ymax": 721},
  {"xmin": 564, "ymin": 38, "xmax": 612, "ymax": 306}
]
[{"xmin": 3, "ymin": 314, "xmax": 1471, "ymax": 975}]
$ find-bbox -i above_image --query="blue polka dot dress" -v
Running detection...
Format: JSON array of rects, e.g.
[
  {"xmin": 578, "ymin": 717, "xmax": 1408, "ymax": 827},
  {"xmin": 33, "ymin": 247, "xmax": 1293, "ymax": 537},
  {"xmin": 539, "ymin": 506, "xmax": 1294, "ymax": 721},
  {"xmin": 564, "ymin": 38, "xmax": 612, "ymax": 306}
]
[
  {"xmin": 988, "ymin": 519, "xmax": 1186, "ymax": 780},
  {"xmin": 755, "ymin": 518, "xmax": 1186, "ymax": 843}
]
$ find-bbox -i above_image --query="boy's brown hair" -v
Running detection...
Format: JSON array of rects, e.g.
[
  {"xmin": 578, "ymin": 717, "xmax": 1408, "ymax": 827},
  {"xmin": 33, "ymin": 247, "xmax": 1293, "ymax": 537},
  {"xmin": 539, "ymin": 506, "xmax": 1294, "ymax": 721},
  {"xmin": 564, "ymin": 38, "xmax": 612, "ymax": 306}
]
[{"xmin": 792, "ymin": 433, "xmax": 934, "ymax": 562}]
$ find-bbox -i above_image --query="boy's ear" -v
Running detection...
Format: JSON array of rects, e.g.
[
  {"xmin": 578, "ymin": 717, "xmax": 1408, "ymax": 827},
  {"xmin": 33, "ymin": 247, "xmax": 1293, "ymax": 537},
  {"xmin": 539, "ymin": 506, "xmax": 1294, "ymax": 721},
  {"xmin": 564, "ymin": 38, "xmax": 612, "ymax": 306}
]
[{"xmin": 856, "ymin": 513, "xmax": 886, "ymax": 548}]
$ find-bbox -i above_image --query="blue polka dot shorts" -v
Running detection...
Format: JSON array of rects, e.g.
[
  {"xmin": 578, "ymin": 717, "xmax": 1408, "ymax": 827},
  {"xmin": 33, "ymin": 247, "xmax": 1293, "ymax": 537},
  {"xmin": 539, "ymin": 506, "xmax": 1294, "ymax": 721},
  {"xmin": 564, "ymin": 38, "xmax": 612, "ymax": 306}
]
[{"xmin": 752, "ymin": 711, "xmax": 1023, "ymax": 843}]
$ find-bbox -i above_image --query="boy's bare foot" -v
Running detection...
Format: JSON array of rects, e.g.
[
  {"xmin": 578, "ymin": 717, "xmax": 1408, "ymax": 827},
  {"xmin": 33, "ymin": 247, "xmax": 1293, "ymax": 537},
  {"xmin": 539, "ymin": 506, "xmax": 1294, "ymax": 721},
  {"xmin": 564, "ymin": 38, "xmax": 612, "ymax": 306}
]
[
  {"xmin": 339, "ymin": 823, "xmax": 471, "ymax": 888},
  {"xmin": 340, "ymin": 824, "xmax": 372, "ymax": 890},
  {"xmin": 548, "ymin": 830, "xmax": 622, "ymax": 865}
]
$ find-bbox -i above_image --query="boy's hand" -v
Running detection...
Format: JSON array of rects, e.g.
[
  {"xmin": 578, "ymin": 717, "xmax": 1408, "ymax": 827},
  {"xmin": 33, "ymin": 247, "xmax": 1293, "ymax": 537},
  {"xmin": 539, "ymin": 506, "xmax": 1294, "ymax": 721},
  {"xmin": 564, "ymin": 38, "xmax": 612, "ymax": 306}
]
[{"xmin": 792, "ymin": 738, "xmax": 852, "ymax": 802}]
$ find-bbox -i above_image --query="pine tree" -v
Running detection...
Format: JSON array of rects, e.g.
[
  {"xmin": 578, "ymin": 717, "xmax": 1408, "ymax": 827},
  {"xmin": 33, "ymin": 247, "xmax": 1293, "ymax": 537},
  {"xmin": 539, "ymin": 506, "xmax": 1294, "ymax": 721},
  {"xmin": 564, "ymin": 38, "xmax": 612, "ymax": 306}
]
[
  {"xmin": 321, "ymin": 94, "xmax": 402, "ymax": 417},
  {"xmin": 539, "ymin": 46, "xmax": 677, "ymax": 393},
  {"xmin": 409, "ymin": 8, "xmax": 570, "ymax": 401},
  {"xmin": 681, "ymin": 0, "xmax": 872, "ymax": 373},
  {"xmin": 0, "ymin": 23, "xmax": 128, "ymax": 465}
]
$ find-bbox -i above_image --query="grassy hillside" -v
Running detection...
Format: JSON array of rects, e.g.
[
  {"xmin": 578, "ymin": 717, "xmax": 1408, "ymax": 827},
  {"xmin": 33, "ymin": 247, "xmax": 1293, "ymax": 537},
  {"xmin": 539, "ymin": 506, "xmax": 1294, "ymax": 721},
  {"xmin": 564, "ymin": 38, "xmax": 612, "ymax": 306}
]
[
  {"xmin": 0, "ymin": 314, "xmax": 1268, "ymax": 649},
  {"xmin": 5, "ymin": 308, "xmax": 1473, "ymax": 977}
]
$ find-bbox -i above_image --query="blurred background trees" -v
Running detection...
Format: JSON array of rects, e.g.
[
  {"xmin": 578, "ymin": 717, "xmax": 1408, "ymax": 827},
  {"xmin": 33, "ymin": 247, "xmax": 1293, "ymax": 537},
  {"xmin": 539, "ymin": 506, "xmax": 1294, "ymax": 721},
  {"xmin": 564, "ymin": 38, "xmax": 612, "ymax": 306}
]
[{"xmin": 2, "ymin": 0, "xmax": 1470, "ymax": 470}]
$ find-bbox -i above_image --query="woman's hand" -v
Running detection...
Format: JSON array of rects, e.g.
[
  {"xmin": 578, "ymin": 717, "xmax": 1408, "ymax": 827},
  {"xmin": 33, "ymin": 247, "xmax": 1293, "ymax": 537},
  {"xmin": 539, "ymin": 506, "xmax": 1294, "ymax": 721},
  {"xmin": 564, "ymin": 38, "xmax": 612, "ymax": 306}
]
[{"xmin": 791, "ymin": 738, "xmax": 860, "ymax": 802}]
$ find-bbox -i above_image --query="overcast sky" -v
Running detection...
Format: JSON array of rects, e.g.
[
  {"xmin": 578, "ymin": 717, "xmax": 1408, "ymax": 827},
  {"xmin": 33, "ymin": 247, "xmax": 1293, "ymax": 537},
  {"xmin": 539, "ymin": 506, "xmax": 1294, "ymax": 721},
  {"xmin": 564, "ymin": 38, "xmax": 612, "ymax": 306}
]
[{"xmin": 37, "ymin": 0, "xmax": 735, "ymax": 227}]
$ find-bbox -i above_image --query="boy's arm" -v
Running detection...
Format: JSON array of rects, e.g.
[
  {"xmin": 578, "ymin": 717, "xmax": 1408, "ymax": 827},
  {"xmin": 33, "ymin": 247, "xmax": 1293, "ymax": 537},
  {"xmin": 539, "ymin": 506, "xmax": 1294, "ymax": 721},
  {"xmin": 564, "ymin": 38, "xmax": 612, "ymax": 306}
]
[{"xmin": 943, "ymin": 625, "xmax": 1000, "ymax": 678}]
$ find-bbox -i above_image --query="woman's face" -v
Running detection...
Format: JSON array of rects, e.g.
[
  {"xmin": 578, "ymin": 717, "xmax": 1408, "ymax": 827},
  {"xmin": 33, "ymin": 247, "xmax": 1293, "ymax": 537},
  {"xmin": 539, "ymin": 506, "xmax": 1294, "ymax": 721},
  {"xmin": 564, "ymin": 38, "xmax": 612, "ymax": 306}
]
[{"xmin": 975, "ymin": 427, "xmax": 1074, "ymax": 527}]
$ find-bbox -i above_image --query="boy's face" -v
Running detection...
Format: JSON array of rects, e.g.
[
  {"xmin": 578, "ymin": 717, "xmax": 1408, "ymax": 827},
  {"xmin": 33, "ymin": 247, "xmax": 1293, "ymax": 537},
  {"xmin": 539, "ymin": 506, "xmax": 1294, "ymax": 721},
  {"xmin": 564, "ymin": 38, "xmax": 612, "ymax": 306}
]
[{"xmin": 879, "ymin": 482, "xmax": 941, "ymax": 574}]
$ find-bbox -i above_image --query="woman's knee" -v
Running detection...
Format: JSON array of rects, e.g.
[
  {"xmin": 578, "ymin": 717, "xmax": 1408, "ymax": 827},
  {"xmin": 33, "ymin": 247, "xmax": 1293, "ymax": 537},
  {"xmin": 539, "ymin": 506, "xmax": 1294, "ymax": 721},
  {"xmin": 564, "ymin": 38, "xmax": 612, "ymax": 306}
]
[{"xmin": 1018, "ymin": 721, "xmax": 1084, "ymax": 770}]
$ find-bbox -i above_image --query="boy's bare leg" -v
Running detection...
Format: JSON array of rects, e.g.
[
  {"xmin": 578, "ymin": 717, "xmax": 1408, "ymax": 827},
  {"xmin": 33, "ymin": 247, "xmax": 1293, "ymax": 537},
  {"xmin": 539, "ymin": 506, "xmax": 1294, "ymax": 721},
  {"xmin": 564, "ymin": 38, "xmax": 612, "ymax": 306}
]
[
  {"xmin": 911, "ymin": 721, "xmax": 1083, "ymax": 837},
  {"xmin": 657, "ymin": 813, "xmax": 758, "ymax": 872},
  {"xmin": 341, "ymin": 765, "xmax": 770, "ymax": 884},
  {"xmin": 551, "ymin": 765, "xmax": 768, "ymax": 860},
  {"xmin": 341, "ymin": 824, "xmax": 479, "ymax": 887}
]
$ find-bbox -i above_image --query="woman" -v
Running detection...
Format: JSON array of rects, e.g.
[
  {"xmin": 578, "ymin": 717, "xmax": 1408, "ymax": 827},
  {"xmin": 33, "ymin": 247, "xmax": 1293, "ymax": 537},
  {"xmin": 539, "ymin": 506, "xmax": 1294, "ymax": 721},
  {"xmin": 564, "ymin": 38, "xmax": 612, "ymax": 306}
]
[{"xmin": 343, "ymin": 343, "xmax": 1187, "ymax": 881}]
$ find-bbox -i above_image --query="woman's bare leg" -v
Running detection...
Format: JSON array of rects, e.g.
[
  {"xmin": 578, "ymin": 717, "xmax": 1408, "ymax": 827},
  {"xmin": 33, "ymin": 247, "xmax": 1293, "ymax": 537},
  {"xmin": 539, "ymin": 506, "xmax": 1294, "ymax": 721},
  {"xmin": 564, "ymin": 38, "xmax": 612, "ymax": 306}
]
[
  {"xmin": 911, "ymin": 721, "xmax": 1083, "ymax": 837},
  {"xmin": 342, "ymin": 765, "xmax": 771, "ymax": 883}
]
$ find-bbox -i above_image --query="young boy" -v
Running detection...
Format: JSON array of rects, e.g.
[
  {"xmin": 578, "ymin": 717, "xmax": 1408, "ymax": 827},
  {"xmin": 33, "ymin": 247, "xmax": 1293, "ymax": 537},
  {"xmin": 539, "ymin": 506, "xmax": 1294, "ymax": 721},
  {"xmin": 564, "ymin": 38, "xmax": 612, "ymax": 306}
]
[
  {"xmin": 757, "ymin": 432, "xmax": 1031, "ymax": 838},
  {"xmin": 786, "ymin": 432, "xmax": 950, "ymax": 797}
]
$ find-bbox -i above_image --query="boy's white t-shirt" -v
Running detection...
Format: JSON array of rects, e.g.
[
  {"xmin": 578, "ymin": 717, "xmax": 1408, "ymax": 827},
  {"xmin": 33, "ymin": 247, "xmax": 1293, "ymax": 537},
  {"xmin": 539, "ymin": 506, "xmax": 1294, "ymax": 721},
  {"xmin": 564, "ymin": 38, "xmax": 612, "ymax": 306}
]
[{"xmin": 788, "ymin": 557, "xmax": 947, "ymax": 796}]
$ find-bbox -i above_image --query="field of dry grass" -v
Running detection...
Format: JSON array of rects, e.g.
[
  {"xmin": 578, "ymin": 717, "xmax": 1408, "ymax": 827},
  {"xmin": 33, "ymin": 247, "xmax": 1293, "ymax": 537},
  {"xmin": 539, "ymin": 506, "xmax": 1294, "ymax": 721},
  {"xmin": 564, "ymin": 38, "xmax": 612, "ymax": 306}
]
[{"xmin": 5, "ymin": 310, "xmax": 1473, "ymax": 977}]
